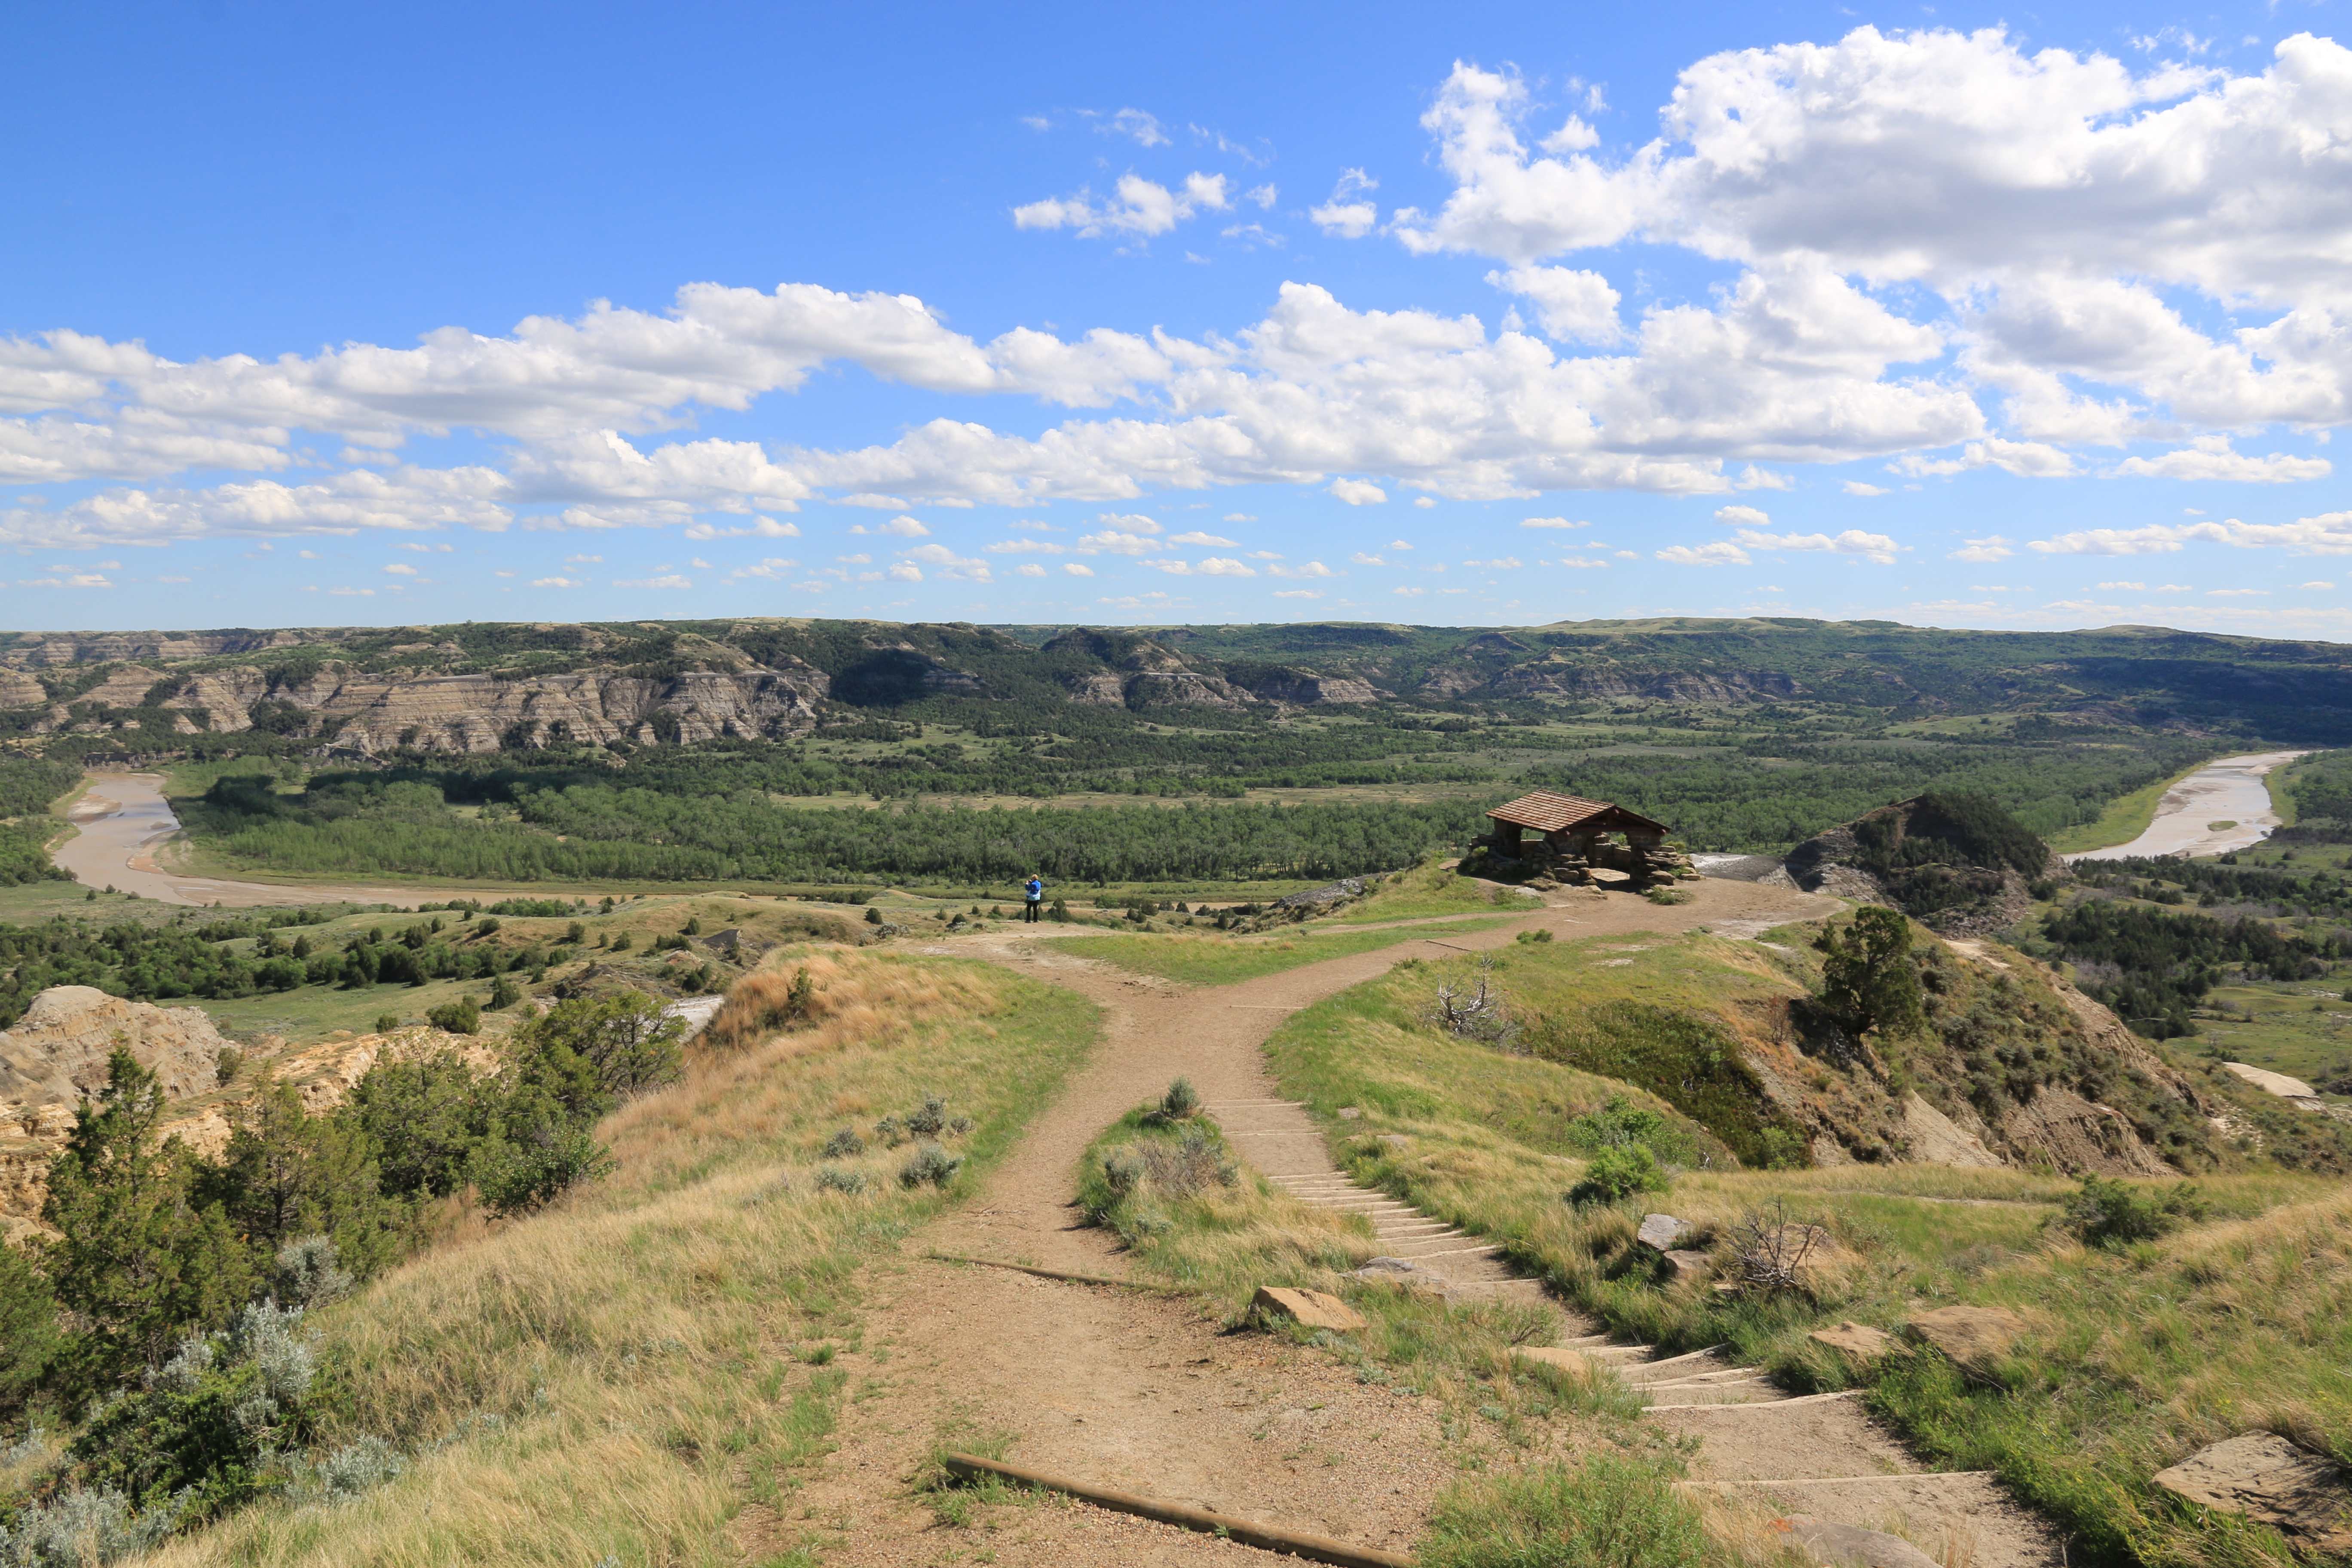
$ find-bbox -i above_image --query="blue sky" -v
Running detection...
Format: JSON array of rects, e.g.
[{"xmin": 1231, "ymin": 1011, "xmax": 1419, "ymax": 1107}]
[{"xmin": 5, "ymin": 0, "xmax": 2351, "ymax": 636}]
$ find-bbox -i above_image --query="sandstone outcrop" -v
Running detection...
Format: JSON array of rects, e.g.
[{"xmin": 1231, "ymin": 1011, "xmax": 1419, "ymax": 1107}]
[
  {"xmin": 0, "ymin": 985, "xmax": 497, "ymax": 1234},
  {"xmin": 0, "ymin": 986, "xmax": 233, "ymax": 1110}
]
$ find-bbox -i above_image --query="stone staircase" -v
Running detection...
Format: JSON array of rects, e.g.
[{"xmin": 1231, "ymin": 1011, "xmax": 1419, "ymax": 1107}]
[{"xmin": 1206, "ymin": 1096, "xmax": 2063, "ymax": 1567}]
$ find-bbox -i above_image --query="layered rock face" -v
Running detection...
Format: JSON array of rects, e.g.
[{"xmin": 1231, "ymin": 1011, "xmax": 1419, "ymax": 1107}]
[
  {"xmin": 0, "ymin": 985, "xmax": 233, "ymax": 1110},
  {"xmin": 83, "ymin": 660, "xmax": 834, "ymax": 755}
]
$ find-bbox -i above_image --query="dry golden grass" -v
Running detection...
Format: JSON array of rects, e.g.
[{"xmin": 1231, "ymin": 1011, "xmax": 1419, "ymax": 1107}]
[{"xmin": 138, "ymin": 947, "xmax": 1096, "ymax": 1568}]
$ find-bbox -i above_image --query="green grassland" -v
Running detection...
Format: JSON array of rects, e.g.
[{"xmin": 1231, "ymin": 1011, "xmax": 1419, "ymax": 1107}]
[{"xmin": 1232, "ymin": 927, "xmax": 2350, "ymax": 1568}]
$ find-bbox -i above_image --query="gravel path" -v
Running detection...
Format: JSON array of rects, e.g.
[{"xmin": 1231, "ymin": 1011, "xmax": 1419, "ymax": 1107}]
[{"xmin": 771, "ymin": 879, "xmax": 2064, "ymax": 1567}]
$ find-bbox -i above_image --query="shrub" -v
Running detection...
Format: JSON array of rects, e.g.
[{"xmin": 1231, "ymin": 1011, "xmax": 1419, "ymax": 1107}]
[
  {"xmin": 372, "ymin": 1013, "xmax": 400, "ymax": 1034},
  {"xmin": 2059, "ymin": 1175, "xmax": 2205, "ymax": 1249},
  {"xmin": 609, "ymin": 931, "xmax": 632, "ymax": 952},
  {"xmin": 270, "ymin": 1236, "xmax": 352, "ymax": 1309},
  {"xmin": 1146, "ymin": 1077, "xmax": 1200, "ymax": 1124},
  {"xmin": 816, "ymin": 1166, "xmax": 869, "ymax": 1195},
  {"xmin": 821, "ymin": 1127, "xmax": 865, "ymax": 1159},
  {"xmin": 1643, "ymin": 888, "xmax": 1693, "ymax": 905},
  {"xmin": 1089, "ymin": 1123, "xmax": 1237, "ymax": 1219},
  {"xmin": 1514, "ymin": 928, "xmax": 1555, "ymax": 944},
  {"xmin": 515, "ymin": 992, "xmax": 684, "ymax": 1101},
  {"xmin": 1423, "ymin": 1452, "xmax": 1708, "ymax": 1568},
  {"xmin": 1563, "ymin": 1094, "xmax": 1690, "ymax": 1163},
  {"xmin": 899, "ymin": 1142, "xmax": 963, "ymax": 1188},
  {"xmin": 873, "ymin": 1114, "xmax": 906, "ymax": 1146},
  {"xmin": 906, "ymin": 1094, "xmax": 949, "ymax": 1137},
  {"xmin": 301, "ymin": 1435, "xmax": 405, "ymax": 1503},
  {"xmin": 71, "ymin": 1301, "xmax": 317, "ymax": 1521},
  {"xmin": 864, "ymin": 906, "xmax": 883, "ymax": 925},
  {"xmin": 425, "ymin": 996, "xmax": 480, "ymax": 1035},
  {"xmin": 467, "ymin": 1121, "xmax": 611, "ymax": 1216},
  {"xmin": 0, "ymin": 1486, "xmax": 184, "ymax": 1567},
  {"xmin": 1566, "ymin": 1145, "xmax": 1668, "ymax": 1207}
]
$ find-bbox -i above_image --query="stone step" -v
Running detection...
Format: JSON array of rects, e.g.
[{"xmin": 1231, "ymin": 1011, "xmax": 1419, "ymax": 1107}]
[
  {"xmin": 1627, "ymin": 1369, "xmax": 1767, "ymax": 1390},
  {"xmin": 1643, "ymin": 1389, "xmax": 1864, "ymax": 1415},
  {"xmin": 1638, "ymin": 1379, "xmax": 1779, "ymax": 1403}
]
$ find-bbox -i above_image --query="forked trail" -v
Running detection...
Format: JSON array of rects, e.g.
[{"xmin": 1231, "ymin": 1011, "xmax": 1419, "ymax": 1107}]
[{"xmin": 779, "ymin": 882, "xmax": 2060, "ymax": 1567}]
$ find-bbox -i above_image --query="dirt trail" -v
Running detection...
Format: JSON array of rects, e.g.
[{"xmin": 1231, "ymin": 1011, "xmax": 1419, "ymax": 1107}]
[{"xmin": 780, "ymin": 881, "xmax": 1847, "ymax": 1565}]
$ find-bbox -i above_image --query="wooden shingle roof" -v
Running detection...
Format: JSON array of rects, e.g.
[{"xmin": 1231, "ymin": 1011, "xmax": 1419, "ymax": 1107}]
[{"xmin": 1487, "ymin": 790, "xmax": 1667, "ymax": 835}]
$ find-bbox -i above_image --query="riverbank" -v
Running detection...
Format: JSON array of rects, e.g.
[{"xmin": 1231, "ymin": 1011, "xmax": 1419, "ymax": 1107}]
[{"xmin": 2064, "ymin": 750, "xmax": 2309, "ymax": 862}]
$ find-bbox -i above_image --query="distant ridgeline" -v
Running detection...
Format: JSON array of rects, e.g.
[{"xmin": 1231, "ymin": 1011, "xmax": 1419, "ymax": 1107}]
[{"xmin": 4, "ymin": 616, "xmax": 2349, "ymax": 884}]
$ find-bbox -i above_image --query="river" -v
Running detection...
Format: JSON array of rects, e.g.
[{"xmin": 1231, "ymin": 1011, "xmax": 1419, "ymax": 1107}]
[
  {"xmin": 53, "ymin": 773, "xmax": 466, "ymax": 908},
  {"xmin": 2064, "ymin": 750, "xmax": 2310, "ymax": 863}
]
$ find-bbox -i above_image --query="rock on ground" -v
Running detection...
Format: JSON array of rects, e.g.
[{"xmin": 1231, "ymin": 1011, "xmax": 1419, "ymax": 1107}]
[
  {"xmin": 1808, "ymin": 1322, "xmax": 1898, "ymax": 1369},
  {"xmin": 1905, "ymin": 1305, "xmax": 2025, "ymax": 1372},
  {"xmin": 2152, "ymin": 1434, "xmax": 2352, "ymax": 1551},
  {"xmin": 1252, "ymin": 1286, "xmax": 1366, "ymax": 1333}
]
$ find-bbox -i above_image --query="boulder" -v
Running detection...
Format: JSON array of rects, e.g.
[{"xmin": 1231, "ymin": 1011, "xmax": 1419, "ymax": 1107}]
[
  {"xmin": 1905, "ymin": 1305, "xmax": 2025, "ymax": 1371},
  {"xmin": 1808, "ymin": 1321, "xmax": 1898, "ymax": 1369},
  {"xmin": 1660, "ymin": 1248, "xmax": 1713, "ymax": 1282},
  {"xmin": 1636, "ymin": 1213, "xmax": 1693, "ymax": 1252},
  {"xmin": 1252, "ymin": 1286, "xmax": 1366, "ymax": 1333},
  {"xmin": 1769, "ymin": 1516, "xmax": 1942, "ymax": 1568},
  {"xmin": 1512, "ymin": 1346, "xmax": 1597, "ymax": 1375},
  {"xmin": 2151, "ymin": 1434, "xmax": 2352, "ymax": 1551}
]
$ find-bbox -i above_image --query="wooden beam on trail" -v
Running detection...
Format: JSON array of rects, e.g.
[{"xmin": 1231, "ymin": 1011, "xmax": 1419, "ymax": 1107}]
[{"xmin": 939, "ymin": 1452, "xmax": 1418, "ymax": 1568}]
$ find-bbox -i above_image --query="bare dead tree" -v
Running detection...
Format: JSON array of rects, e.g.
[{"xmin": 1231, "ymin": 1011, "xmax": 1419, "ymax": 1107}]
[
  {"xmin": 1430, "ymin": 958, "xmax": 1519, "ymax": 1049},
  {"xmin": 1728, "ymin": 1197, "xmax": 1828, "ymax": 1295}
]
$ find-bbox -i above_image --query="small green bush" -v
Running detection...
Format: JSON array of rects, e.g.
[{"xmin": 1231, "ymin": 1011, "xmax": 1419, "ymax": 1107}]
[
  {"xmin": 816, "ymin": 1166, "xmax": 869, "ymax": 1195},
  {"xmin": 906, "ymin": 1094, "xmax": 949, "ymax": 1137},
  {"xmin": 864, "ymin": 906, "xmax": 884, "ymax": 925},
  {"xmin": 873, "ymin": 1114, "xmax": 906, "ymax": 1146},
  {"xmin": 1643, "ymin": 888, "xmax": 1693, "ymax": 906},
  {"xmin": 1515, "ymin": 928, "xmax": 1555, "ymax": 943},
  {"xmin": 372, "ymin": 1013, "xmax": 400, "ymax": 1034},
  {"xmin": 2059, "ymin": 1175, "xmax": 2205, "ymax": 1249},
  {"xmin": 1566, "ymin": 1145, "xmax": 1668, "ymax": 1207},
  {"xmin": 487, "ymin": 974, "xmax": 524, "ymax": 1011},
  {"xmin": 822, "ymin": 1127, "xmax": 865, "ymax": 1159},
  {"xmin": 1145, "ymin": 1077, "xmax": 1200, "ymax": 1124},
  {"xmin": 425, "ymin": 996, "xmax": 480, "ymax": 1035}
]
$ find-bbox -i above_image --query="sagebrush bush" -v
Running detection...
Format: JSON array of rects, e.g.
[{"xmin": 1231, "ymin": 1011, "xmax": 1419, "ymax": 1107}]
[
  {"xmin": 821, "ymin": 1127, "xmax": 865, "ymax": 1159},
  {"xmin": 815, "ymin": 1166, "xmax": 869, "ymax": 1195},
  {"xmin": 0, "ymin": 1484, "xmax": 182, "ymax": 1567},
  {"xmin": 1093, "ymin": 1124, "xmax": 1237, "ymax": 1217},
  {"xmin": 899, "ymin": 1143, "xmax": 963, "ymax": 1188},
  {"xmin": 906, "ymin": 1095, "xmax": 948, "ymax": 1136},
  {"xmin": 1145, "ymin": 1077, "xmax": 1200, "ymax": 1124}
]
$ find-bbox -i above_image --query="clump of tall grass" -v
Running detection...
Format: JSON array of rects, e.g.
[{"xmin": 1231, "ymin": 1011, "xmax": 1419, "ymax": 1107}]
[{"xmin": 1423, "ymin": 1450, "xmax": 1711, "ymax": 1568}]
